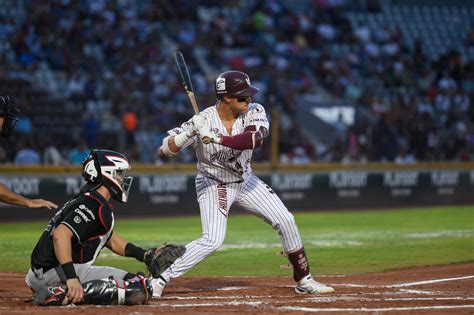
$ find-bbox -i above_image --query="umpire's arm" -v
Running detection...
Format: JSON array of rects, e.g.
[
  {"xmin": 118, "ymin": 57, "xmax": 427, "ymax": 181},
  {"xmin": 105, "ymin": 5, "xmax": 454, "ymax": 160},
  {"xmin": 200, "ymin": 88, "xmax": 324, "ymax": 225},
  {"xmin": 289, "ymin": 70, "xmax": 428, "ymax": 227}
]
[{"xmin": 0, "ymin": 183, "xmax": 57, "ymax": 209}]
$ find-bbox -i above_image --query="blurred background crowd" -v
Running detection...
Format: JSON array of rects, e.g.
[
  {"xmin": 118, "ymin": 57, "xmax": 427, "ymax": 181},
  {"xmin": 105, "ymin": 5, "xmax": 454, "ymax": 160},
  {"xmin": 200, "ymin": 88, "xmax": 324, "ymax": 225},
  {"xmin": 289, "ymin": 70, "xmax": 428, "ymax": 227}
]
[{"xmin": 0, "ymin": 0, "xmax": 473, "ymax": 165}]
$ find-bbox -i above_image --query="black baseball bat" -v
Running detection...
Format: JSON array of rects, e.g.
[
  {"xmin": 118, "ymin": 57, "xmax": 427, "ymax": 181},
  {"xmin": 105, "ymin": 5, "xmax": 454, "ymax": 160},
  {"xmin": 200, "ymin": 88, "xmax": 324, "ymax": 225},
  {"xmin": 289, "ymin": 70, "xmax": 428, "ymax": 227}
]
[{"xmin": 172, "ymin": 51, "xmax": 199, "ymax": 114}]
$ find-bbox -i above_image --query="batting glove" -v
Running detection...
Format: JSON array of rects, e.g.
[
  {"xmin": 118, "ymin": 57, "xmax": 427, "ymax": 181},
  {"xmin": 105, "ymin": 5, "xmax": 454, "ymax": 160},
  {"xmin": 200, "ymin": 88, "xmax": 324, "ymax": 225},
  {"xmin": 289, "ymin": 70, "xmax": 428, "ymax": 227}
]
[
  {"xmin": 191, "ymin": 114, "xmax": 206, "ymax": 130},
  {"xmin": 198, "ymin": 126, "xmax": 222, "ymax": 144}
]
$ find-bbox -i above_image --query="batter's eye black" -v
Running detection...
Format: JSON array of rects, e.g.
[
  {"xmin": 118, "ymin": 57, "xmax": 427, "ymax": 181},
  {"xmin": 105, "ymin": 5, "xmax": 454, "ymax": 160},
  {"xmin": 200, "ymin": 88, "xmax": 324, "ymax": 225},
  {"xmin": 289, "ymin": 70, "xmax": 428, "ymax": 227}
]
[{"xmin": 236, "ymin": 98, "xmax": 247, "ymax": 102}]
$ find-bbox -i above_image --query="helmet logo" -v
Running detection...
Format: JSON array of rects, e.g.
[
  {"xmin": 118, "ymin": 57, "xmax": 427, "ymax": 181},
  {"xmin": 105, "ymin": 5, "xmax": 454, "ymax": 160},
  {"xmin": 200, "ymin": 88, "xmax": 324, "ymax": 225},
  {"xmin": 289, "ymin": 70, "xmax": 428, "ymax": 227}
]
[
  {"xmin": 84, "ymin": 160, "xmax": 98, "ymax": 181},
  {"xmin": 216, "ymin": 77, "xmax": 226, "ymax": 92},
  {"xmin": 245, "ymin": 77, "xmax": 251, "ymax": 86}
]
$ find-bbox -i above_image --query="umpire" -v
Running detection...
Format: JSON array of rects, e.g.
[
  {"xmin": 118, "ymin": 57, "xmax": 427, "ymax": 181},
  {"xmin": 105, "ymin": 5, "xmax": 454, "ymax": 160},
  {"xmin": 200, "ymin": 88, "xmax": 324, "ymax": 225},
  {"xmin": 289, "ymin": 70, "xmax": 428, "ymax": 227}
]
[
  {"xmin": 26, "ymin": 149, "xmax": 153, "ymax": 306},
  {"xmin": 0, "ymin": 95, "xmax": 57, "ymax": 209}
]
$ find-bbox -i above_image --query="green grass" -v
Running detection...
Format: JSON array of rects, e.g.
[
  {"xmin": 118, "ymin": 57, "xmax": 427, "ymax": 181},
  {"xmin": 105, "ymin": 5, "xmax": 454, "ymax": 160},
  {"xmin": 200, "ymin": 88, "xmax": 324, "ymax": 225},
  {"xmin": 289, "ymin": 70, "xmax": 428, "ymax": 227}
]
[{"xmin": 0, "ymin": 206, "xmax": 473, "ymax": 276}]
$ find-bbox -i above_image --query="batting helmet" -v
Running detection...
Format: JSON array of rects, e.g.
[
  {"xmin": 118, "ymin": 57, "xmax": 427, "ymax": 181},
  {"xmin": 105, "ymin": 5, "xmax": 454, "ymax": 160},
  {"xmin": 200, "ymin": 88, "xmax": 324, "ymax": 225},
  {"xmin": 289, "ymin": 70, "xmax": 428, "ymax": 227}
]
[
  {"xmin": 82, "ymin": 149, "xmax": 133, "ymax": 203},
  {"xmin": 215, "ymin": 71, "xmax": 259, "ymax": 99}
]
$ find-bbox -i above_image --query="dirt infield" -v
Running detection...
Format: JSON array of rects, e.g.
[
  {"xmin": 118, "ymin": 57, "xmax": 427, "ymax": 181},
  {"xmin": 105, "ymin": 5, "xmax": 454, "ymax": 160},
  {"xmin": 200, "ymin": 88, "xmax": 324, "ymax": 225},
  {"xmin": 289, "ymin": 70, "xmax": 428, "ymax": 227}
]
[{"xmin": 1, "ymin": 263, "xmax": 473, "ymax": 314}]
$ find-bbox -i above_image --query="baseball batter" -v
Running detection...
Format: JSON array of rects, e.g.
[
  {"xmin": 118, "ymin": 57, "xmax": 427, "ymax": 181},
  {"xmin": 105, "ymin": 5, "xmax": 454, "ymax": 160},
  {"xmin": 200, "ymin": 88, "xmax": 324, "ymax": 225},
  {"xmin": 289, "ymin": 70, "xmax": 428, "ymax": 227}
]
[{"xmin": 154, "ymin": 70, "xmax": 334, "ymax": 296}]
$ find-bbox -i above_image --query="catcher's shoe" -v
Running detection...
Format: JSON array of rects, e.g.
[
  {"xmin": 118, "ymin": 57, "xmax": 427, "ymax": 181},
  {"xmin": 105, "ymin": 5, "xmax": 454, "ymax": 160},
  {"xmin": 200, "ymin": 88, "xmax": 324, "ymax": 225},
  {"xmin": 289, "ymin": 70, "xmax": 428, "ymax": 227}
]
[
  {"xmin": 295, "ymin": 275, "xmax": 334, "ymax": 294},
  {"xmin": 150, "ymin": 276, "xmax": 167, "ymax": 298},
  {"xmin": 38, "ymin": 286, "xmax": 68, "ymax": 306}
]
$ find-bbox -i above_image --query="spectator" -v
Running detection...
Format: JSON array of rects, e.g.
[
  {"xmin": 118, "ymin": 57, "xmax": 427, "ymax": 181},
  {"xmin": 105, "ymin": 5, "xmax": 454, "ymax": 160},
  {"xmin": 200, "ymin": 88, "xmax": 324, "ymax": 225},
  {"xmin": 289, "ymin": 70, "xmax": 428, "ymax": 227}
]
[
  {"xmin": 14, "ymin": 141, "xmax": 41, "ymax": 165},
  {"xmin": 43, "ymin": 140, "xmax": 65, "ymax": 165},
  {"xmin": 0, "ymin": 1, "xmax": 472, "ymax": 164},
  {"xmin": 122, "ymin": 111, "xmax": 138, "ymax": 147},
  {"xmin": 68, "ymin": 140, "xmax": 90, "ymax": 165}
]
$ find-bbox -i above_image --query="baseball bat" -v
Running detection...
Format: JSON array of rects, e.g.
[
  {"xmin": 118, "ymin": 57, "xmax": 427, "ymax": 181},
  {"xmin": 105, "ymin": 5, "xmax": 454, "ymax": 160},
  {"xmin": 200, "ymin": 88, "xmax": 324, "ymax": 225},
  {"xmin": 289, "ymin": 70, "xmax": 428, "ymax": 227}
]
[
  {"xmin": 172, "ymin": 51, "xmax": 211, "ymax": 143},
  {"xmin": 172, "ymin": 51, "xmax": 199, "ymax": 115}
]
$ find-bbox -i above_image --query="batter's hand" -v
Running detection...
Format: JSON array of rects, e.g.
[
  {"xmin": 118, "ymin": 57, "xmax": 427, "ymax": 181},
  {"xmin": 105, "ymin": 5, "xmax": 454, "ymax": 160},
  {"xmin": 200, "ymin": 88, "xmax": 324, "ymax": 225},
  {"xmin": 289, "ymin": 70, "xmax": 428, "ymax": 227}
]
[
  {"xmin": 191, "ymin": 114, "xmax": 206, "ymax": 130},
  {"xmin": 26, "ymin": 199, "xmax": 58, "ymax": 209},
  {"xmin": 198, "ymin": 126, "xmax": 222, "ymax": 144},
  {"xmin": 184, "ymin": 114, "xmax": 206, "ymax": 138},
  {"xmin": 66, "ymin": 278, "xmax": 84, "ymax": 304}
]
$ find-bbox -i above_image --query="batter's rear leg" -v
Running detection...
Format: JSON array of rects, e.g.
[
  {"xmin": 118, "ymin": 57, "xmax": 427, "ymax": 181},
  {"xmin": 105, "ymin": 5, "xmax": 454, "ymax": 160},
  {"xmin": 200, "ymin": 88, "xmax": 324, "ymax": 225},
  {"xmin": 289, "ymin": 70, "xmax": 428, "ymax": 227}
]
[{"xmin": 236, "ymin": 175, "xmax": 334, "ymax": 294}]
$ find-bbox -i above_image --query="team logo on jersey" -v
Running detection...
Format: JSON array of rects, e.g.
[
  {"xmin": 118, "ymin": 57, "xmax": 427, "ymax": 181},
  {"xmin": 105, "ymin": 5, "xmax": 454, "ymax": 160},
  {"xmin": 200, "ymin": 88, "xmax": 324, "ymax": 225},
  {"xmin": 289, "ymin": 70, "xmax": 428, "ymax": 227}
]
[
  {"xmin": 210, "ymin": 149, "xmax": 242, "ymax": 163},
  {"xmin": 74, "ymin": 216, "xmax": 81, "ymax": 224},
  {"xmin": 216, "ymin": 77, "xmax": 226, "ymax": 92},
  {"xmin": 75, "ymin": 208, "xmax": 91, "ymax": 223},
  {"xmin": 251, "ymin": 106, "xmax": 263, "ymax": 114},
  {"xmin": 79, "ymin": 204, "xmax": 95, "ymax": 220}
]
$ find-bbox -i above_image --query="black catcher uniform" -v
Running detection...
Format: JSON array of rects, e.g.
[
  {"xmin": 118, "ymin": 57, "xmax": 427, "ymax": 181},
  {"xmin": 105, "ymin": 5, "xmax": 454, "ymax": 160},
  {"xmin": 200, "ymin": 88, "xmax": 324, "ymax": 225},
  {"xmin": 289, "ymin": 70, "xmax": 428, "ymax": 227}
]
[
  {"xmin": 26, "ymin": 149, "xmax": 152, "ymax": 306},
  {"xmin": 31, "ymin": 189, "xmax": 114, "ymax": 272}
]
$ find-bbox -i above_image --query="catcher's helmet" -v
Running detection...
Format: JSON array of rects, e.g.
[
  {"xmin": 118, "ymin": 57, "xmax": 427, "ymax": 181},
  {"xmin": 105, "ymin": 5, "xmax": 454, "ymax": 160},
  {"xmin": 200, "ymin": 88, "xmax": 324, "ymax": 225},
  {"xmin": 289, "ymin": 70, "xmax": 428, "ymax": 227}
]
[
  {"xmin": 82, "ymin": 149, "xmax": 133, "ymax": 203},
  {"xmin": 0, "ymin": 95, "xmax": 19, "ymax": 146},
  {"xmin": 215, "ymin": 70, "xmax": 259, "ymax": 99}
]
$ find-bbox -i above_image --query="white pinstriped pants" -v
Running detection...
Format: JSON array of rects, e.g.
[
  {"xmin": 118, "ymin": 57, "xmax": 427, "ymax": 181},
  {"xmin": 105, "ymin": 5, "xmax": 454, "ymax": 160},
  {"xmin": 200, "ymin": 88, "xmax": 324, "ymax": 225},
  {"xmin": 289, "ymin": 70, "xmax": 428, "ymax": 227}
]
[{"xmin": 160, "ymin": 174, "xmax": 303, "ymax": 282}]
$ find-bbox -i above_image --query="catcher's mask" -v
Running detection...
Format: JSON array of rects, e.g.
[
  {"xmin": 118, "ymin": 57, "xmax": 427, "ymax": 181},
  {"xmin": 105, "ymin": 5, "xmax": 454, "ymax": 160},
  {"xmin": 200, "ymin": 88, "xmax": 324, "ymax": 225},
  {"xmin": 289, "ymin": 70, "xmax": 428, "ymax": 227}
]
[
  {"xmin": 0, "ymin": 96, "xmax": 20, "ymax": 146},
  {"xmin": 82, "ymin": 149, "xmax": 133, "ymax": 203}
]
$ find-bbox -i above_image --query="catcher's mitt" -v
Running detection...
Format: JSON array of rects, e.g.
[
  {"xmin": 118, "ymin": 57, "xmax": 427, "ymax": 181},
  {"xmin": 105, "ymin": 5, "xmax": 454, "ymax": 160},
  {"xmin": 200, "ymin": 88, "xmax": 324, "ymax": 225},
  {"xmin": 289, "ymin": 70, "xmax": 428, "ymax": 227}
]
[{"xmin": 144, "ymin": 243, "xmax": 186, "ymax": 278}]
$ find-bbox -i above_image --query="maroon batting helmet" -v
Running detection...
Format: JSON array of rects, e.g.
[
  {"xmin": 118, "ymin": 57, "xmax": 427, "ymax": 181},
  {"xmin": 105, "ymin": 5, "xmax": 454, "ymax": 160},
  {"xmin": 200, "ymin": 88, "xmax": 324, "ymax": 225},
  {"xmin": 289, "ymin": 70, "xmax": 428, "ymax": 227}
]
[{"xmin": 215, "ymin": 70, "xmax": 260, "ymax": 99}]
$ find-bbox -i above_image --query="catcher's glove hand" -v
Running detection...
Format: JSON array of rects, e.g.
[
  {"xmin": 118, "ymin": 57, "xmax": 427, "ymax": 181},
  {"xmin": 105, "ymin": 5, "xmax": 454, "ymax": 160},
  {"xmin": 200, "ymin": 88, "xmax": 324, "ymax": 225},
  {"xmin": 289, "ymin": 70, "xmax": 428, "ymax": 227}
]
[{"xmin": 144, "ymin": 243, "xmax": 186, "ymax": 278}]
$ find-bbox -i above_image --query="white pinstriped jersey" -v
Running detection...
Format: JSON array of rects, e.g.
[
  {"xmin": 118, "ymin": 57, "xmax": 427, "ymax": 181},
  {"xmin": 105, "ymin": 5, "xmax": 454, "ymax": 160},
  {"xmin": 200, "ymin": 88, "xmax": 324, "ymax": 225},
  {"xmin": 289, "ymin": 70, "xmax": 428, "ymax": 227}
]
[
  {"xmin": 167, "ymin": 103, "xmax": 269, "ymax": 183},
  {"xmin": 160, "ymin": 102, "xmax": 306, "ymax": 286}
]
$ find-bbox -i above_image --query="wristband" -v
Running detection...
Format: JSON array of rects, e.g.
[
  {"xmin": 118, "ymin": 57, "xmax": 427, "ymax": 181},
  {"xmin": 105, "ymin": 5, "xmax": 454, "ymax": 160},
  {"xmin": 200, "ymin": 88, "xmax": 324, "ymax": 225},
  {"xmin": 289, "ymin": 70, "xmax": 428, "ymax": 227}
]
[
  {"xmin": 174, "ymin": 132, "xmax": 190, "ymax": 148},
  {"xmin": 61, "ymin": 261, "xmax": 78, "ymax": 279},
  {"xmin": 125, "ymin": 243, "xmax": 146, "ymax": 262},
  {"xmin": 160, "ymin": 136, "xmax": 177, "ymax": 157}
]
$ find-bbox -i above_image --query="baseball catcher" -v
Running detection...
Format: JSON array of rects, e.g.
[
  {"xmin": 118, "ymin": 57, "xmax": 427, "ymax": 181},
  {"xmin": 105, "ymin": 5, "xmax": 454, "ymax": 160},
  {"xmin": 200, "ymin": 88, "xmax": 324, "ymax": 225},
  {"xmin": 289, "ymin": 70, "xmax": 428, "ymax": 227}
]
[{"xmin": 25, "ymin": 149, "xmax": 185, "ymax": 306}]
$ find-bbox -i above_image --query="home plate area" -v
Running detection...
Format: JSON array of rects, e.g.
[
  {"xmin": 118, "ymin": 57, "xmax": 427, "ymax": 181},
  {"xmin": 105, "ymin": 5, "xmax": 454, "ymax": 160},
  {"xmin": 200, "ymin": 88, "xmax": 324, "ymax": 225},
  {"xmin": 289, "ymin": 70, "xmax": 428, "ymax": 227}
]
[{"xmin": 1, "ymin": 263, "xmax": 473, "ymax": 314}]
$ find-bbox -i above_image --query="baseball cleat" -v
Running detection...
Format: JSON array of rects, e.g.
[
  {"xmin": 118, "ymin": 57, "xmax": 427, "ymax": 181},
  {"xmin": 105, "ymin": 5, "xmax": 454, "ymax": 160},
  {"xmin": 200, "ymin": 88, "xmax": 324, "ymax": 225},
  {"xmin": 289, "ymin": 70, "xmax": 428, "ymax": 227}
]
[
  {"xmin": 38, "ymin": 286, "xmax": 68, "ymax": 306},
  {"xmin": 150, "ymin": 276, "xmax": 167, "ymax": 298},
  {"xmin": 295, "ymin": 275, "xmax": 335, "ymax": 294}
]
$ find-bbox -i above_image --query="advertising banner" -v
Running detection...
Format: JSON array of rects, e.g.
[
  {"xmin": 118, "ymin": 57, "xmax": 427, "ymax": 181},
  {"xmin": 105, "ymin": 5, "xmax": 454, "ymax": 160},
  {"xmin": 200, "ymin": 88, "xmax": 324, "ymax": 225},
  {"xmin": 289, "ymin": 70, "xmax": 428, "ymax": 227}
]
[{"xmin": 0, "ymin": 169, "xmax": 472, "ymax": 221}]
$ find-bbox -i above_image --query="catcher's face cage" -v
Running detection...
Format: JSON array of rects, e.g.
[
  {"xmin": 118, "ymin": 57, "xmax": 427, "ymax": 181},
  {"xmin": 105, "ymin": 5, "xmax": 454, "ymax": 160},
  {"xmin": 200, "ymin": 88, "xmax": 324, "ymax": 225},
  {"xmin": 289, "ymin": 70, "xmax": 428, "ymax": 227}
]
[
  {"xmin": 102, "ymin": 167, "xmax": 133, "ymax": 203},
  {"xmin": 82, "ymin": 149, "xmax": 133, "ymax": 203},
  {"xmin": 0, "ymin": 96, "xmax": 19, "ymax": 146}
]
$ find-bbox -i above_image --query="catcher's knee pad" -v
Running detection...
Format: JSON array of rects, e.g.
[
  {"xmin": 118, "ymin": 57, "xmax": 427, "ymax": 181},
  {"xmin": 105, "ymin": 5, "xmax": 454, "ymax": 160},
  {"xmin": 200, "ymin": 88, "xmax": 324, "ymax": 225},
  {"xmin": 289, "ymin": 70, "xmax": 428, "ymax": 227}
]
[{"xmin": 83, "ymin": 275, "xmax": 153, "ymax": 305}]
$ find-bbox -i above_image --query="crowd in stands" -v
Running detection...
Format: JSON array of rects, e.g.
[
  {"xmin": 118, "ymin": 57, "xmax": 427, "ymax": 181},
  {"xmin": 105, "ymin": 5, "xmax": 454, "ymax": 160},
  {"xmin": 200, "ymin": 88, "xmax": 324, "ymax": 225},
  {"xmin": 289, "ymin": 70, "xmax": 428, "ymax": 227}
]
[{"xmin": 0, "ymin": 0, "xmax": 473, "ymax": 165}]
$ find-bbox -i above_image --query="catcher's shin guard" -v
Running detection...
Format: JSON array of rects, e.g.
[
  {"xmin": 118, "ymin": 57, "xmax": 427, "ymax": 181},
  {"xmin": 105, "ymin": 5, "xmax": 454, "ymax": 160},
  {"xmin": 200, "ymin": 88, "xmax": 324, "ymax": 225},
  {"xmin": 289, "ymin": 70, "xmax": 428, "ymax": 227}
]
[
  {"xmin": 287, "ymin": 247, "xmax": 310, "ymax": 282},
  {"xmin": 37, "ymin": 275, "xmax": 153, "ymax": 306},
  {"xmin": 82, "ymin": 275, "xmax": 153, "ymax": 305}
]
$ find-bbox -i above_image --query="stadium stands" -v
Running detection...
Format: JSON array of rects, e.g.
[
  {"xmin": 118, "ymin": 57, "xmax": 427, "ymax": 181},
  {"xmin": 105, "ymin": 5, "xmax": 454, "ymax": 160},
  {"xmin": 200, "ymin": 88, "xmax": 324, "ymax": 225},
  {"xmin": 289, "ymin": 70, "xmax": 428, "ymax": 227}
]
[{"xmin": 0, "ymin": 0, "xmax": 472, "ymax": 164}]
